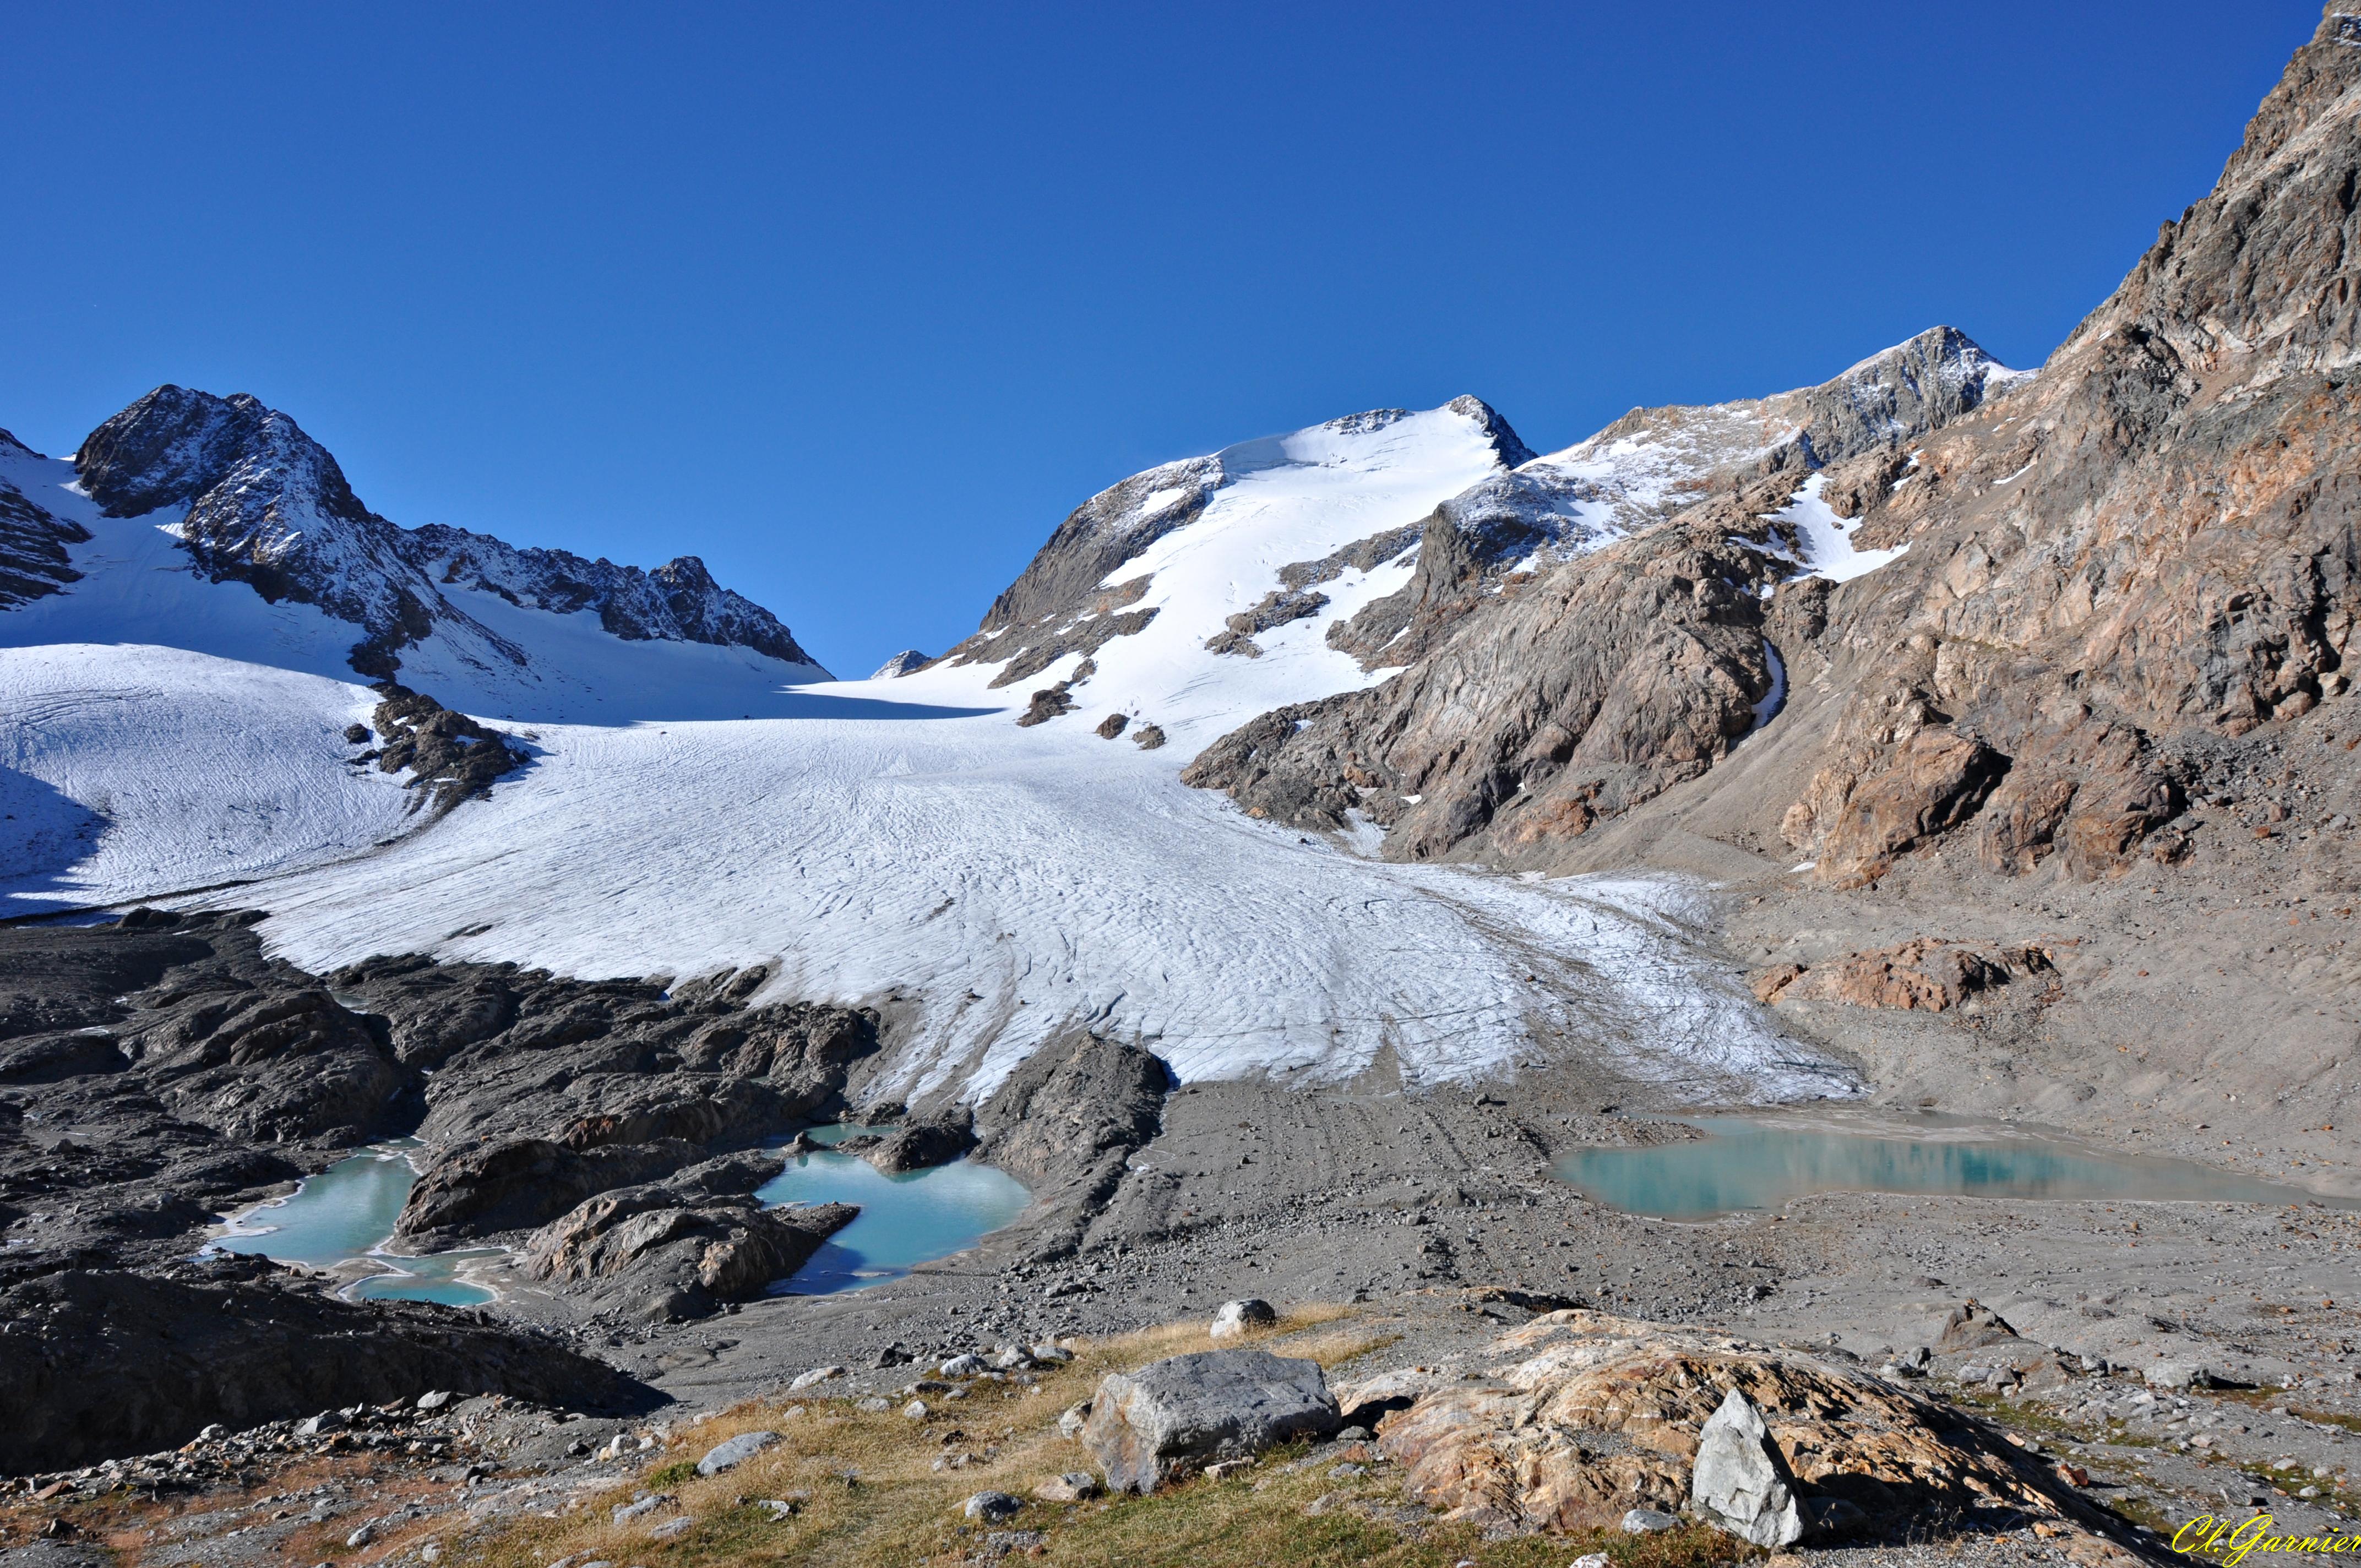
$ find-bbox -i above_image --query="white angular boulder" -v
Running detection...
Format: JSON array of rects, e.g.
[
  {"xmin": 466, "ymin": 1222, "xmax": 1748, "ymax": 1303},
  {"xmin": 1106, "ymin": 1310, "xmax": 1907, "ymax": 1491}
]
[
  {"xmin": 1081, "ymin": 1348, "xmax": 1341, "ymax": 1493},
  {"xmin": 1690, "ymin": 1387, "xmax": 1804, "ymax": 1547},
  {"xmin": 1208, "ymin": 1298, "xmax": 1277, "ymax": 1340}
]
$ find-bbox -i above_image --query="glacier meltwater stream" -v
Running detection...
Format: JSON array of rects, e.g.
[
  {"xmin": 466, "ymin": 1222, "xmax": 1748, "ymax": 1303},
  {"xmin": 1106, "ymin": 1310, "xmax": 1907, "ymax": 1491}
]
[{"xmin": 209, "ymin": 1130, "xmax": 1029, "ymax": 1304}]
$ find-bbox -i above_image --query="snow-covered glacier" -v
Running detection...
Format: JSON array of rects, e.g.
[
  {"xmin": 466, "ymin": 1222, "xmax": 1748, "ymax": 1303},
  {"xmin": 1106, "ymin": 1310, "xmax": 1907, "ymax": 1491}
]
[{"xmin": 1, "ymin": 390, "xmax": 1854, "ymax": 1105}]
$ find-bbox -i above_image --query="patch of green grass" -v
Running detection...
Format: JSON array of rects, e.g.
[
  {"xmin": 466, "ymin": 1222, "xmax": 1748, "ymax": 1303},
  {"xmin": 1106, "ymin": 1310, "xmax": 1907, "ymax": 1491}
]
[{"xmin": 645, "ymin": 1458, "xmax": 699, "ymax": 1488}]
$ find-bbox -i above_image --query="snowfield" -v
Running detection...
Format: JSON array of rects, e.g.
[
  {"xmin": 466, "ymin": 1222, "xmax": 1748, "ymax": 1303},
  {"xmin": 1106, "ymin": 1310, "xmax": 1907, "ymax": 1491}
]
[
  {"xmin": 0, "ymin": 398, "xmax": 1857, "ymax": 1106},
  {"xmin": 193, "ymin": 682, "xmax": 1848, "ymax": 1101},
  {"xmin": 0, "ymin": 643, "xmax": 417, "ymax": 906},
  {"xmin": 1772, "ymin": 474, "xmax": 1911, "ymax": 583}
]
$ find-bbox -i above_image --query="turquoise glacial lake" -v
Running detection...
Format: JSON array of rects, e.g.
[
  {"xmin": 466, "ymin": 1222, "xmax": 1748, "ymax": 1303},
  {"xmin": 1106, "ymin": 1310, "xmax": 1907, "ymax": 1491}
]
[
  {"xmin": 1554, "ymin": 1115, "xmax": 2357, "ymax": 1222},
  {"xmin": 213, "ymin": 1126, "xmax": 1031, "ymax": 1304},
  {"xmin": 755, "ymin": 1126, "xmax": 1031, "ymax": 1295},
  {"xmin": 213, "ymin": 1142, "xmax": 498, "ymax": 1305}
]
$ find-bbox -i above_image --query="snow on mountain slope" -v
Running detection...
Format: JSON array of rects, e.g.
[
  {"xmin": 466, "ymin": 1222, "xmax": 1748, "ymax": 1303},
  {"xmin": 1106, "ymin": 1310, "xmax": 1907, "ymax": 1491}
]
[
  {"xmin": 1509, "ymin": 325, "xmax": 2025, "ymax": 551},
  {"xmin": 936, "ymin": 398, "xmax": 1531, "ymax": 748},
  {"xmin": 0, "ymin": 391, "xmax": 829, "ymax": 722},
  {"xmin": 1770, "ymin": 473, "xmax": 1911, "ymax": 583},
  {"xmin": 188, "ymin": 675, "xmax": 1847, "ymax": 1103},
  {"xmin": 0, "ymin": 643, "xmax": 417, "ymax": 910},
  {"xmin": 1318, "ymin": 330, "xmax": 2026, "ymax": 671}
]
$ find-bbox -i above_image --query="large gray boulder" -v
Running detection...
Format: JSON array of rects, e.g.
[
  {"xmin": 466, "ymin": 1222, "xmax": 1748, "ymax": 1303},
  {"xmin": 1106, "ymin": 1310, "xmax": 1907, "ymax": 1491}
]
[
  {"xmin": 1081, "ymin": 1349, "xmax": 1341, "ymax": 1494},
  {"xmin": 1689, "ymin": 1387, "xmax": 1804, "ymax": 1547}
]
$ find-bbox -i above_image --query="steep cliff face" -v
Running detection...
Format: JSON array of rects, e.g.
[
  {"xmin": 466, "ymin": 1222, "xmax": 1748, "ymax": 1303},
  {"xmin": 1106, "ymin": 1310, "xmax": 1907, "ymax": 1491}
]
[
  {"xmin": 1190, "ymin": 13, "xmax": 2361, "ymax": 890},
  {"xmin": 63, "ymin": 385, "xmax": 825, "ymax": 684},
  {"xmin": 1774, "ymin": 7, "xmax": 2361, "ymax": 886}
]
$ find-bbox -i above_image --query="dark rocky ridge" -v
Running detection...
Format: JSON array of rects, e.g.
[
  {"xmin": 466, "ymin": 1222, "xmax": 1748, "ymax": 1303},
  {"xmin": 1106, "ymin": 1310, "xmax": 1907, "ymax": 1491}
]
[
  {"xmin": 0, "ymin": 907, "xmax": 1196, "ymax": 1467},
  {"xmin": 65, "ymin": 385, "xmax": 823, "ymax": 681},
  {"xmin": 0, "ymin": 912, "xmax": 880, "ymax": 1291},
  {"xmin": 0, "ymin": 431, "xmax": 90, "ymax": 609}
]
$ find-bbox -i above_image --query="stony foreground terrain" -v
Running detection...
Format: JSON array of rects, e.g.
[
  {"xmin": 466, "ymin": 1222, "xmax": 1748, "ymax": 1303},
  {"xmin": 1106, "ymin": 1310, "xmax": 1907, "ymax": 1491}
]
[{"xmin": 6, "ymin": 1295, "xmax": 2360, "ymax": 1567}]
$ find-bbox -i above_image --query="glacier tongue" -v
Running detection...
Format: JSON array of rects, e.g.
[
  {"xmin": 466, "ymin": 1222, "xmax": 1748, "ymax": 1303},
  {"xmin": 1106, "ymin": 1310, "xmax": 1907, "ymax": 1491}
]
[{"xmin": 195, "ymin": 683, "xmax": 1847, "ymax": 1103}]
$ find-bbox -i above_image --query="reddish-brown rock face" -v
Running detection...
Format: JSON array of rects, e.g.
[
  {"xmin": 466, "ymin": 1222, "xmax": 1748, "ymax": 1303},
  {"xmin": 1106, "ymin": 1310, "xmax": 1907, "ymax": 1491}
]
[
  {"xmin": 1189, "ymin": 9, "xmax": 2361, "ymax": 889},
  {"xmin": 1364, "ymin": 1311, "xmax": 2113, "ymax": 1540},
  {"xmin": 1751, "ymin": 940, "xmax": 2054, "ymax": 1012}
]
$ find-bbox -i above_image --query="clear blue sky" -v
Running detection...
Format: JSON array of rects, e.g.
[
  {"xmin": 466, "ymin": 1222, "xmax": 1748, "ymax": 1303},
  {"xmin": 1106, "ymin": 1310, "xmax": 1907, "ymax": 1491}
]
[{"xmin": 0, "ymin": 2, "xmax": 2321, "ymax": 677}]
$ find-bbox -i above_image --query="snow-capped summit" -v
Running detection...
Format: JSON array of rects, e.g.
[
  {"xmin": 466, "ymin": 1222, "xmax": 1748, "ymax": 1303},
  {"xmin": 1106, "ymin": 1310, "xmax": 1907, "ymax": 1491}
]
[
  {"xmin": 869, "ymin": 649, "xmax": 932, "ymax": 678},
  {"xmin": 1, "ymin": 386, "xmax": 828, "ymax": 720},
  {"xmin": 927, "ymin": 394, "xmax": 1537, "ymax": 747},
  {"xmin": 1316, "ymin": 328, "xmax": 2030, "ymax": 666}
]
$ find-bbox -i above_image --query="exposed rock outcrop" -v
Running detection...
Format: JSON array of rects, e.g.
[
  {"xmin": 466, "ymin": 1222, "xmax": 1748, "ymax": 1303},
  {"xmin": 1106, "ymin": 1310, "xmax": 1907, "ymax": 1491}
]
[
  {"xmin": 0, "ymin": 432, "xmax": 90, "ymax": 609},
  {"xmin": 1752, "ymin": 940, "xmax": 2054, "ymax": 1012},
  {"xmin": 521, "ymin": 1153, "xmax": 856, "ymax": 1320},
  {"xmin": 394, "ymin": 1137, "xmax": 706, "ymax": 1245},
  {"xmin": 1375, "ymin": 1311, "xmax": 2108, "ymax": 1539},
  {"xmin": 364, "ymin": 683, "xmax": 530, "ymax": 814},
  {"xmin": 1016, "ymin": 680, "xmax": 1079, "ymax": 726},
  {"xmin": 1182, "ymin": 481, "xmax": 1798, "ymax": 858},
  {"xmin": 862, "ymin": 1112, "xmax": 978, "ymax": 1174},
  {"xmin": 980, "ymin": 1033, "xmax": 1167, "ymax": 1253}
]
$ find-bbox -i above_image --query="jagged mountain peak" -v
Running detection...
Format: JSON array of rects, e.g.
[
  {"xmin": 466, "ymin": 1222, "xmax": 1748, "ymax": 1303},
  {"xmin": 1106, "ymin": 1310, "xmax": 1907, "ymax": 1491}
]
[
  {"xmin": 1440, "ymin": 393, "xmax": 1538, "ymax": 468},
  {"xmin": 0, "ymin": 386, "xmax": 829, "ymax": 718},
  {"xmin": 1802, "ymin": 325, "xmax": 2027, "ymax": 465},
  {"xmin": 871, "ymin": 649, "xmax": 932, "ymax": 679},
  {"xmin": 77, "ymin": 385, "xmax": 353, "ymax": 527}
]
